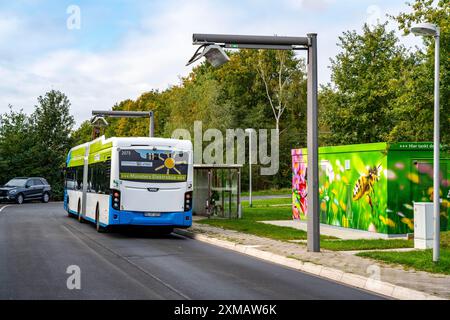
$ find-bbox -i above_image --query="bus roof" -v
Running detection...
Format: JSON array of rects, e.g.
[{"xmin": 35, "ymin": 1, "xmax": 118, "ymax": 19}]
[{"xmin": 68, "ymin": 136, "xmax": 192, "ymax": 154}]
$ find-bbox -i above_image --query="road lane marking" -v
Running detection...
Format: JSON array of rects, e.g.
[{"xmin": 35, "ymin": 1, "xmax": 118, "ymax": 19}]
[
  {"xmin": 62, "ymin": 223, "xmax": 191, "ymax": 300},
  {"xmin": 0, "ymin": 205, "xmax": 12, "ymax": 212}
]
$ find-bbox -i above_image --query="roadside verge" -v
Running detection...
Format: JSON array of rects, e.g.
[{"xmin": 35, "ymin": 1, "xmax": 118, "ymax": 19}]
[{"xmin": 174, "ymin": 228, "xmax": 445, "ymax": 300}]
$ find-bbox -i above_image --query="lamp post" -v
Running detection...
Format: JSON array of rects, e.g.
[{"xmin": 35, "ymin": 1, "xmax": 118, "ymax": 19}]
[
  {"xmin": 187, "ymin": 33, "xmax": 321, "ymax": 252},
  {"xmin": 410, "ymin": 22, "xmax": 440, "ymax": 262},
  {"xmin": 245, "ymin": 128, "xmax": 255, "ymax": 207}
]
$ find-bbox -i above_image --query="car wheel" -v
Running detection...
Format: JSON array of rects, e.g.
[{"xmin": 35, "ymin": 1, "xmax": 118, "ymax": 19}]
[
  {"xmin": 16, "ymin": 194, "xmax": 24, "ymax": 205},
  {"xmin": 42, "ymin": 192, "xmax": 50, "ymax": 203}
]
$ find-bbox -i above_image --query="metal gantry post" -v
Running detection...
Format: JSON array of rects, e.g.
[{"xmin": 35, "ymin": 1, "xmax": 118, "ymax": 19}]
[
  {"xmin": 149, "ymin": 111, "xmax": 155, "ymax": 138},
  {"xmin": 433, "ymin": 28, "xmax": 440, "ymax": 262},
  {"xmin": 306, "ymin": 33, "xmax": 320, "ymax": 252},
  {"xmin": 92, "ymin": 110, "xmax": 155, "ymax": 138},
  {"xmin": 189, "ymin": 32, "xmax": 320, "ymax": 251},
  {"xmin": 247, "ymin": 129, "xmax": 253, "ymax": 208}
]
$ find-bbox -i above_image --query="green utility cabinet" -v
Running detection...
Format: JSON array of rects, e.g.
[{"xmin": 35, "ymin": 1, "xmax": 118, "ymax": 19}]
[{"xmin": 292, "ymin": 142, "xmax": 450, "ymax": 234}]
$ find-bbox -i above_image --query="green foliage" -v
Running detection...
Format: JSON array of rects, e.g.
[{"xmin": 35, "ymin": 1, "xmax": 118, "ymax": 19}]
[
  {"xmin": 76, "ymin": 8, "xmax": 445, "ymax": 190},
  {"xmin": 81, "ymin": 50, "xmax": 308, "ymax": 190},
  {"xmin": 321, "ymin": 2, "xmax": 449, "ymax": 147},
  {"xmin": 320, "ymin": 23, "xmax": 416, "ymax": 145},
  {"xmin": 390, "ymin": 0, "xmax": 450, "ymax": 145},
  {"xmin": 0, "ymin": 90, "xmax": 74, "ymax": 200},
  {"xmin": 0, "ymin": 107, "xmax": 36, "ymax": 180},
  {"xmin": 70, "ymin": 120, "xmax": 93, "ymax": 145}
]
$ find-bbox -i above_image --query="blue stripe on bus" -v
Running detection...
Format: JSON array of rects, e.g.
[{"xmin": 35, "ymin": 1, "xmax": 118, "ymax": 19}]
[
  {"xmin": 107, "ymin": 195, "xmax": 192, "ymax": 227},
  {"xmin": 68, "ymin": 209, "xmax": 108, "ymax": 227},
  {"xmin": 109, "ymin": 208, "xmax": 193, "ymax": 227},
  {"xmin": 67, "ymin": 206, "xmax": 192, "ymax": 228}
]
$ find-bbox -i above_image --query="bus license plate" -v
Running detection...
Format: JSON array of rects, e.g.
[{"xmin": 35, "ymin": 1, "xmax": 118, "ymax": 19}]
[{"xmin": 144, "ymin": 212, "xmax": 161, "ymax": 217}]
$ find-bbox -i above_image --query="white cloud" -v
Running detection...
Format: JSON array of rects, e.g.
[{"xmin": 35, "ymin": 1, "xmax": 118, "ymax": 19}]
[
  {"xmin": 0, "ymin": 0, "xmax": 425, "ymax": 127},
  {"xmin": 1, "ymin": 0, "xmax": 239, "ymax": 124},
  {"xmin": 285, "ymin": 0, "xmax": 336, "ymax": 11}
]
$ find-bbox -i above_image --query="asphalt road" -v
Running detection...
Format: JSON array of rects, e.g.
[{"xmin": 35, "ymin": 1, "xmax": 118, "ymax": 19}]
[{"xmin": 0, "ymin": 202, "xmax": 384, "ymax": 300}]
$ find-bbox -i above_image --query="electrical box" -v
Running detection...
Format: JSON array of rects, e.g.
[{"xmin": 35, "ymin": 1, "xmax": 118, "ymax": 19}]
[{"xmin": 413, "ymin": 202, "xmax": 434, "ymax": 249}]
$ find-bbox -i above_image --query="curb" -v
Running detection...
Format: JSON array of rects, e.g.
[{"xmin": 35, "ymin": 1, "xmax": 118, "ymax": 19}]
[{"xmin": 174, "ymin": 228, "xmax": 446, "ymax": 300}]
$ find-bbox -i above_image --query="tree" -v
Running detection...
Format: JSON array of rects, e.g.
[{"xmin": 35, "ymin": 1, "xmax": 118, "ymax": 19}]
[
  {"xmin": 31, "ymin": 90, "xmax": 75, "ymax": 199},
  {"xmin": 71, "ymin": 120, "xmax": 93, "ymax": 145},
  {"xmin": 390, "ymin": 0, "xmax": 449, "ymax": 145},
  {"xmin": 70, "ymin": 49, "xmax": 307, "ymax": 190},
  {"xmin": 0, "ymin": 107, "xmax": 36, "ymax": 184},
  {"xmin": 256, "ymin": 50, "xmax": 306, "ymax": 132},
  {"xmin": 320, "ymin": 23, "xmax": 415, "ymax": 145}
]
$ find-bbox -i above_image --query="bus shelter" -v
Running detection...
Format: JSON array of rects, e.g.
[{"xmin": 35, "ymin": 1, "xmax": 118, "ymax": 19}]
[{"xmin": 193, "ymin": 164, "xmax": 242, "ymax": 219}]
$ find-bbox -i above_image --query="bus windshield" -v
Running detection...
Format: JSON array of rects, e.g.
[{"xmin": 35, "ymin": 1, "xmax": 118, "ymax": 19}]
[{"xmin": 119, "ymin": 149, "xmax": 188, "ymax": 183}]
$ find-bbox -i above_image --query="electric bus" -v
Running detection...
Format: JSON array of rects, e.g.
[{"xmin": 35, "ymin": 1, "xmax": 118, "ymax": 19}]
[{"xmin": 64, "ymin": 135, "xmax": 193, "ymax": 233}]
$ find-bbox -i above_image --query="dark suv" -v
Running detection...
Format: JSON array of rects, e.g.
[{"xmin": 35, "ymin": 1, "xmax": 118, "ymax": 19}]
[{"xmin": 0, "ymin": 177, "xmax": 52, "ymax": 204}]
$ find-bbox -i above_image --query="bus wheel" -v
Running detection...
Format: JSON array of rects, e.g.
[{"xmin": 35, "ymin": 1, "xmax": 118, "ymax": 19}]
[
  {"xmin": 77, "ymin": 200, "xmax": 84, "ymax": 223},
  {"xmin": 96, "ymin": 206, "xmax": 106, "ymax": 233},
  {"xmin": 67, "ymin": 197, "xmax": 71, "ymax": 217}
]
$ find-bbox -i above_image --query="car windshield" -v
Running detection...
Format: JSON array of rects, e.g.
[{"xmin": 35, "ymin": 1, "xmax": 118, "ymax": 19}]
[{"xmin": 5, "ymin": 178, "xmax": 27, "ymax": 187}]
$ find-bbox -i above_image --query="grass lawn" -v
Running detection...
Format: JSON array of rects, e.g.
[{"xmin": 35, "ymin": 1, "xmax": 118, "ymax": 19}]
[
  {"xmin": 199, "ymin": 199, "xmax": 414, "ymax": 250},
  {"xmin": 198, "ymin": 202, "xmax": 313, "ymax": 241},
  {"xmin": 241, "ymin": 188, "xmax": 291, "ymax": 197},
  {"xmin": 245, "ymin": 198, "xmax": 292, "ymax": 207},
  {"xmin": 321, "ymin": 239, "xmax": 413, "ymax": 251},
  {"xmin": 356, "ymin": 232, "xmax": 450, "ymax": 275}
]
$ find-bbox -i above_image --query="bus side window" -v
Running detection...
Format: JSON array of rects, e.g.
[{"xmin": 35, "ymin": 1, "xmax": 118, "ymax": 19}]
[
  {"xmin": 88, "ymin": 166, "xmax": 94, "ymax": 193},
  {"xmin": 65, "ymin": 168, "xmax": 75, "ymax": 190},
  {"xmin": 98, "ymin": 160, "xmax": 110, "ymax": 194},
  {"xmin": 99, "ymin": 162, "xmax": 108, "ymax": 194},
  {"xmin": 75, "ymin": 166, "xmax": 83, "ymax": 190}
]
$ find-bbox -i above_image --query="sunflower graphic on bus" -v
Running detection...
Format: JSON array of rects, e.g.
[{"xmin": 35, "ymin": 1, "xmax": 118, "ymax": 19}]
[
  {"xmin": 119, "ymin": 149, "xmax": 188, "ymax": 182},
  {"xmin": 154, "ymin": 153, "xmax": 186, "ymax": 175}
]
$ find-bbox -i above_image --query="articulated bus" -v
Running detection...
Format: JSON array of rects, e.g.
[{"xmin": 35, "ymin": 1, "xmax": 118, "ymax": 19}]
[{"xmin": 64, "ymin": 135, "xmax": 193, "ymax": 233}]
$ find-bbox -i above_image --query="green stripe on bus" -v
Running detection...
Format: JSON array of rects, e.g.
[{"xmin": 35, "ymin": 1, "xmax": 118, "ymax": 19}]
[
  {"xmin": 88, "ymin": 149, "xmax": 112, "ymax": 165},
  {"xmin": 119, "ymin": 172, "xmax": 187, "ymax": 181}
]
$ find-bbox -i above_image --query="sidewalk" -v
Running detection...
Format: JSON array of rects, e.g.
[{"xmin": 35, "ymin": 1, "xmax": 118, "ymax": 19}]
[
  {"xmin": 177, "ymin": 222, "xmax": 450, "ymax": 299},
  {"xmin": 260, "ymin": 220, "xmax": 410, "ymax": 240}
]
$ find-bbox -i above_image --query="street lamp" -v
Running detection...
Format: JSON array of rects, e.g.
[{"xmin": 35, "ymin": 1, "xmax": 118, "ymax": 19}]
[
  {"xmin": 245, "ymin": 128, "xmax": 256, "ymax": 207},
  {"xmin": 410, "ymin": 22, "xmax": 441, "ymax": 262},
  {"xmin": 187, "ymin": 33, "xmax": 321, "ymax": 252},
  {"xmin": 186, "ymin": 44, "xmax": 230, "ymax": 67}
]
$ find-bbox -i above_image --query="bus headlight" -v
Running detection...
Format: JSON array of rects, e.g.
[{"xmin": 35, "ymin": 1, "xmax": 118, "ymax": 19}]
[{"xmin": 184, "ymin": 191, "xmax": 193, "ymax": 211}]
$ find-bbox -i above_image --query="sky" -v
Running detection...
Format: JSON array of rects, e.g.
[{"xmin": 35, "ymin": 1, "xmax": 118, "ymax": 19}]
[{"xmin": 0, "ymin": 0, "xmax": 425, "ymax": 126}]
